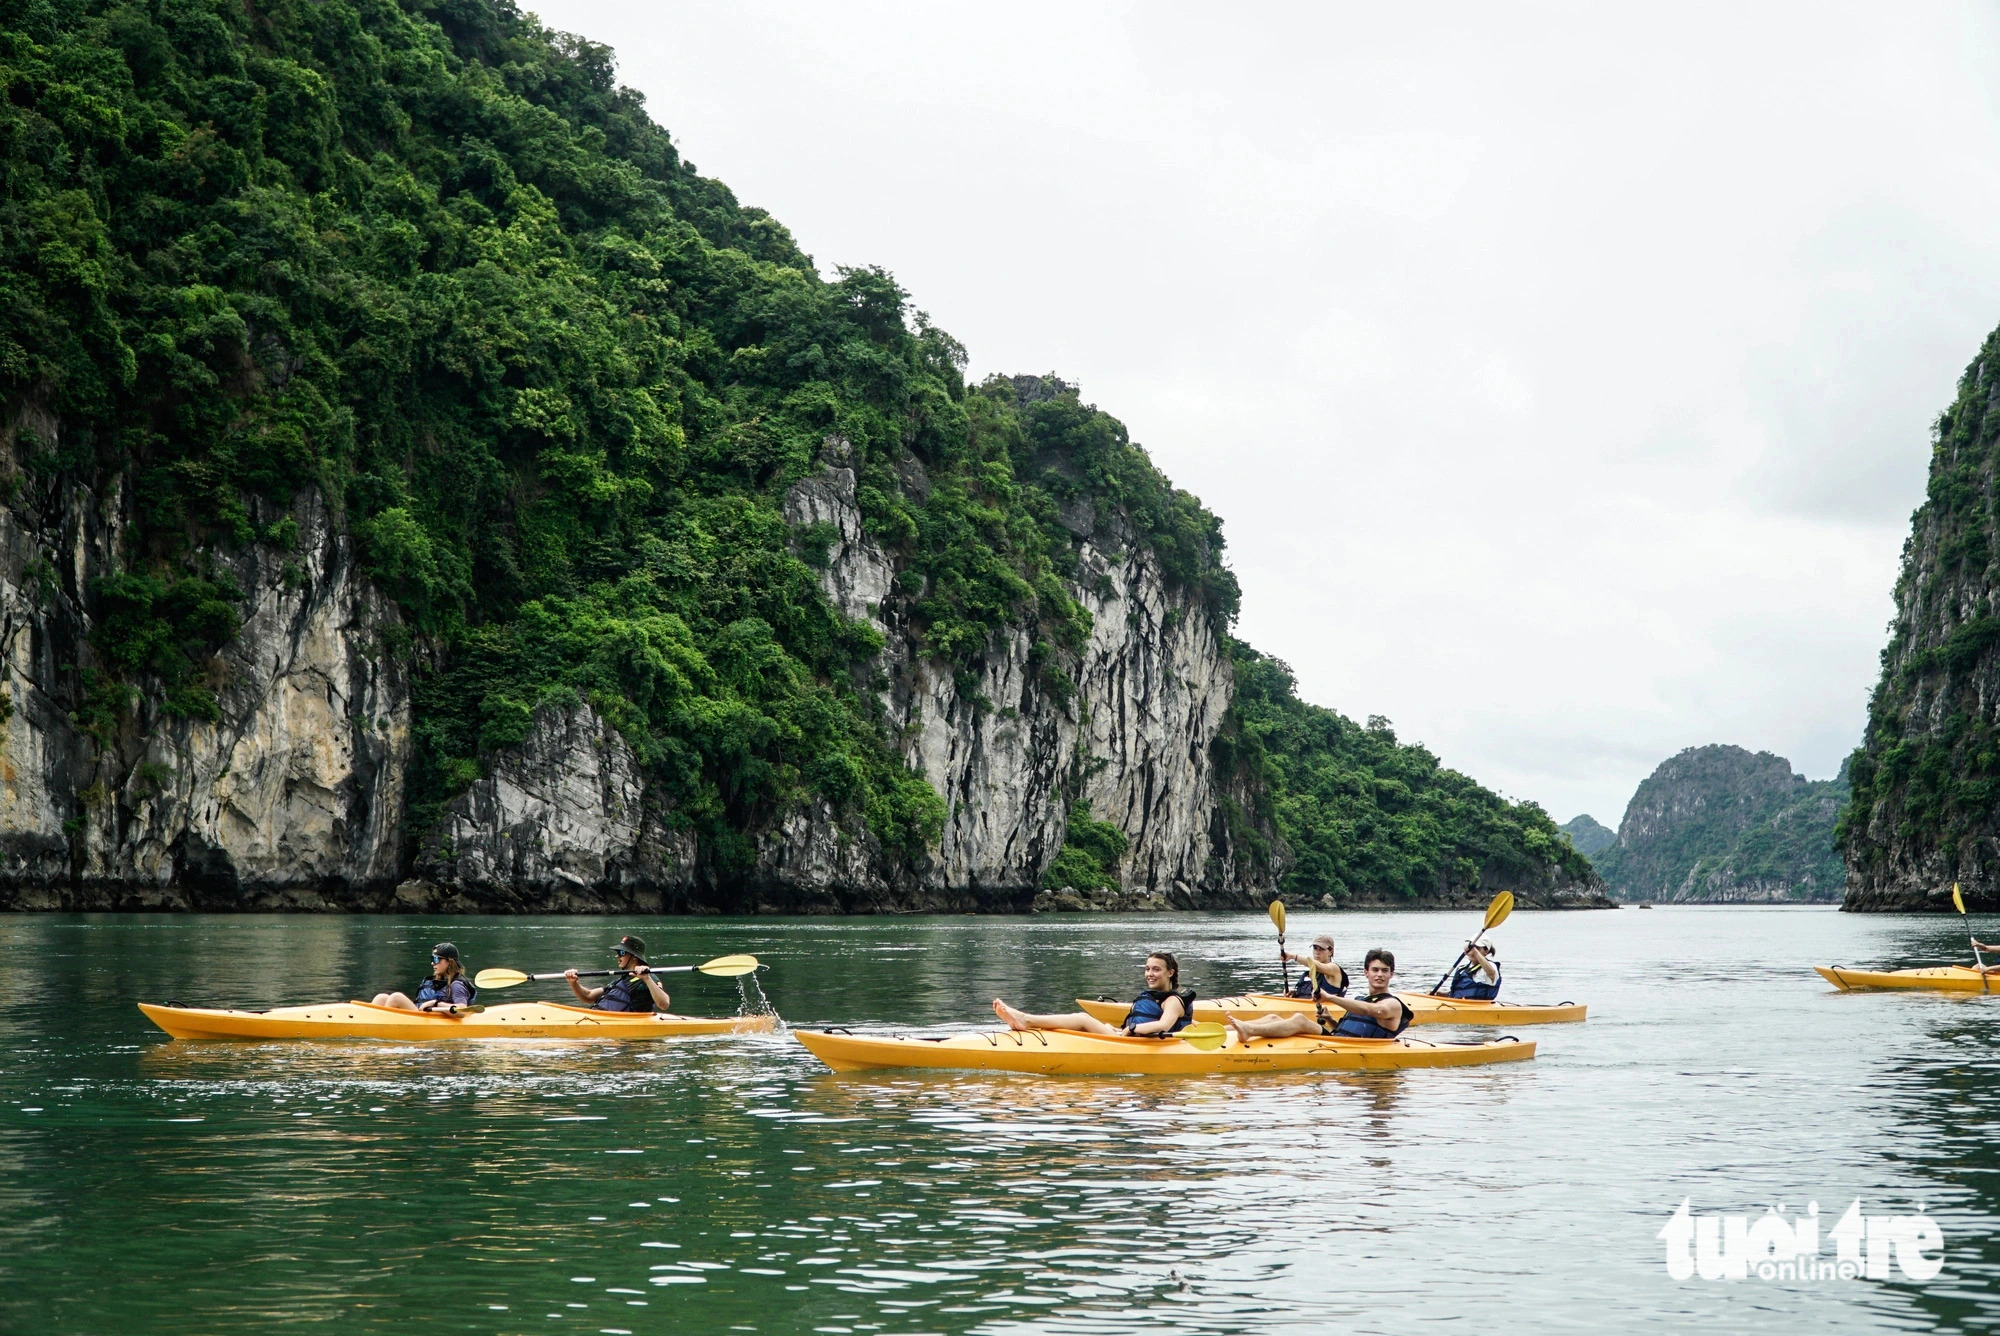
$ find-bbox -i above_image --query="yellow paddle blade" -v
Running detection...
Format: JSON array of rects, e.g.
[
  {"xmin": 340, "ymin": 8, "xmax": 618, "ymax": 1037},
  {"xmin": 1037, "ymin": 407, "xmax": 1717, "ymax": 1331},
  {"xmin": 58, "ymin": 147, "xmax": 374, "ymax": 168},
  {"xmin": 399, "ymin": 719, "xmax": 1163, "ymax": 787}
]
[
  {"xmin": 697, "ymin": 954, "xmax": 760, "ymax": 977},
  {"xmin": 473, "ymin": 968, "xmax": 530, "ymax": 990},
  {"xmin": 1484, "ymin": 891, "xmax": 1515, "ymax": 932},
  {"xmin": 1179, "ymin": 1022, "xmax": 1227, "ymax": 1051},
  {"xmin": 1268, "ymin": 900, "xmax": 1287, "ymax": 935},
  {"xmin": 1954, "ymin": 883, "xmax": 1967, "ymax": 916}
]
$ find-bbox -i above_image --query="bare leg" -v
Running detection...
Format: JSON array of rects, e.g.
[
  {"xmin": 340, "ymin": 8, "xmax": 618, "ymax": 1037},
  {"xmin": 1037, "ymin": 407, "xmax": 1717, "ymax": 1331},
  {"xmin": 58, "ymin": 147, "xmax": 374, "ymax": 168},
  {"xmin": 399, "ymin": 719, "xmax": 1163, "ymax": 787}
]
[
  {"xmin": 1227, "ymin": 1012, "xmax": 1321, "ymax": 1040},
  {"xmin": 994, "ymin": 999, "xmax": 1121, "ymax": 1035},
  {"xmin": 374, "ymin": 992, "xmax": 419, "ymax": 1011}
]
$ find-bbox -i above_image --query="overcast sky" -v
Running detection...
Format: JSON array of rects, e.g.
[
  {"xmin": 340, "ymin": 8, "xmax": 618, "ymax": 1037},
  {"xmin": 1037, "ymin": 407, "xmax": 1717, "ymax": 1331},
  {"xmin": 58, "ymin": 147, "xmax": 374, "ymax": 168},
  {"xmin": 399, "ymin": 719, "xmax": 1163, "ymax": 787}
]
[{"xmin": 531, "ymin": 1, "xmax": 2000, "ymax": 827}]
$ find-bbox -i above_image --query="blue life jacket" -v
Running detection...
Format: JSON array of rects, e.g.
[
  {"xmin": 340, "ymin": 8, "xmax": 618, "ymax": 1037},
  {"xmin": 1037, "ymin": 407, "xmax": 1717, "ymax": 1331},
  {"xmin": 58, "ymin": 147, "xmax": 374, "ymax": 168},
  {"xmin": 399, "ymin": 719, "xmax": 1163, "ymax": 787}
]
[
  {"xmin": 1448, "ymin": 962, "xmax": 1501, "ymax": 1000},
  {"xmin": 595, "ymin": 975, "xmax": 655, "ymax": 1013},
  {"xmin": 1332, "ymin": 992, "xmax": 1413, "ymax": 1039},
  {"xmin": 1125, "ymin": 988, "xmax": 1195, "ymax": 1035},
  {"xmin": 1290, "ymin": 966, "xmax": 1347, "ymax": 1000},
  {"xmin": 417, "ymin": 974, "xmax": 476, "ymax": 1006}
]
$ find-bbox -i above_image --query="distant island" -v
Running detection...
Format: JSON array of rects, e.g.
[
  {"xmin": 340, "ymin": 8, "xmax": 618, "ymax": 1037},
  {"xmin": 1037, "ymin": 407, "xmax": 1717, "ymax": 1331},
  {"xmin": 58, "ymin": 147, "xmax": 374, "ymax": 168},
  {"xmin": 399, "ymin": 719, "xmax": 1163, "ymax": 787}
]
[{"xmin": 1566, "ymin": 746, "xmax": 1846, "ymax": 903}]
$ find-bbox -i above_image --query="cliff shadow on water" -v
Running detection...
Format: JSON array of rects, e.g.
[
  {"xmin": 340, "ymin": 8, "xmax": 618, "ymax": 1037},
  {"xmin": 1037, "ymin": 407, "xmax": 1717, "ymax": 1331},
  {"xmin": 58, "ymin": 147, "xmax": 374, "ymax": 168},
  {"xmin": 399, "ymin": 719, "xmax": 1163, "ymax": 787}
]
[{"xmin": 0, "ymin": 0, "xmax": 1601, "ymax": 914}]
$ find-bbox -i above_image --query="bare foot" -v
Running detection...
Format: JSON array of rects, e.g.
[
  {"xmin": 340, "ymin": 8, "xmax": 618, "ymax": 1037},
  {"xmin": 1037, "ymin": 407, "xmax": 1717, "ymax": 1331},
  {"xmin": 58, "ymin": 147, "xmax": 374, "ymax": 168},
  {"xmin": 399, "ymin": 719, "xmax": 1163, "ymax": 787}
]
[
  {"xmin": 1225, "ymin": 1015, "xmax": 1251, "ymax": 1046},
  {"xmin": 993, "ymin": 999, "xmax": 1033, "ymax": 1031}
]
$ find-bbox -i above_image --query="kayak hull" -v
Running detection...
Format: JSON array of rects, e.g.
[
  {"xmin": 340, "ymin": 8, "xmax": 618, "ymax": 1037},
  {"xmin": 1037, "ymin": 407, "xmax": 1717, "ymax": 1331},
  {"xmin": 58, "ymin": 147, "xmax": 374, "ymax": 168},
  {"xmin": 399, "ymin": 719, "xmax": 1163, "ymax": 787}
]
[
  {"xmin": 139, "ymin": 1000, "xmax": 777, "ymax": 1041},
  {"xmin": 1076, "ymin": 992, "xmax": 1586, "ymax": 1027},
  {"xmin": 1815, "ymin": 965, "xmax": 1997, "ymax": 993},
  {"xmin": 794, "ymin": 1027, "xmax": 1534, "ymax": 1075}
]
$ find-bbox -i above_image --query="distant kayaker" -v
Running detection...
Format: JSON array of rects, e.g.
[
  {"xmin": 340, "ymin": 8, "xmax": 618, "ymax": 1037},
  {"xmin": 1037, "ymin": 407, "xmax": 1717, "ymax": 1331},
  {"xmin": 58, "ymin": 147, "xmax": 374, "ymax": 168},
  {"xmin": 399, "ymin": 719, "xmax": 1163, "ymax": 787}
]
[
  {"xmin": 1443, "ymin": 941, "xmax": 1502, "ymax": 999},
  {"xmin": 567, "ymin": 935, "xmax": 671, "ymax": 1013},
  {"xmin": 1224, "ymin": 948, "xmax": 1414, "ymax": 1042},
  {"xmin": 994, "ymin": 952, "xmax": 1195, "ymax": 1037},
  {"xmin": 1286, "ymin": 934, "xmax": 1347, "ymax": 999},
  {"xmin": 372, "ymin": 942, "xmax": 476, "ymax": 1012}
]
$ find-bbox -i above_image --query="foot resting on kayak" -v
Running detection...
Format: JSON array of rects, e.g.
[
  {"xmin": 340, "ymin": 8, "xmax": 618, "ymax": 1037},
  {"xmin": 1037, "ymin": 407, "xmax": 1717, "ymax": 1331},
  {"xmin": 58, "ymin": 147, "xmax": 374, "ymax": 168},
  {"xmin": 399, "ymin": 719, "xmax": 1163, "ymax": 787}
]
[
  {"xmin": 994, "ymin": 952, "xmax": 1195, "ymax": 1037},
  {"xmin": 1226, "ymin": 949, "xmax": 1415, "ymax": 1040}
]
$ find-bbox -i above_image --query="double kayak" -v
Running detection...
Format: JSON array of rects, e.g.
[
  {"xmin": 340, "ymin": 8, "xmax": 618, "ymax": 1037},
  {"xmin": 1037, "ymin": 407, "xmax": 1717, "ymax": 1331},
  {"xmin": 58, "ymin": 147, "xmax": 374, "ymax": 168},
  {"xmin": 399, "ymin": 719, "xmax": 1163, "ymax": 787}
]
[
  {"xmin": 794, "ymin": 1027, "xmax": 1535, "ymax": 1075},
  {"xmin": 1815, "ymin": 966, "xmax": 1998, "ymax": 993},
  {"xmin": 139, "ymin": 1000, "xmax": 778, "ymax": 1041},
  {"xmin": 1076, "ymin": 992, "xmax": 1586, "ymax": 1028}
]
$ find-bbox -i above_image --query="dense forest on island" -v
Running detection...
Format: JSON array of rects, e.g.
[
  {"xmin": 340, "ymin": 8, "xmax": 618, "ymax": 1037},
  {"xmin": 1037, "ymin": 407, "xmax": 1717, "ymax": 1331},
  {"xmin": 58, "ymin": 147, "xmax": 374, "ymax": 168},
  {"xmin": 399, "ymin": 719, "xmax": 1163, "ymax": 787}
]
[
  {"xmin": 0, "ymin": 0, "xmax": 1596, "ymax": 906},
  {"xmin": 1842, "ymin": 322, "xmax": 2000, "ymax": 910},
  {"xmin": 1589, "ymin": 745, "xmax": 1845, "ymax": 903}
]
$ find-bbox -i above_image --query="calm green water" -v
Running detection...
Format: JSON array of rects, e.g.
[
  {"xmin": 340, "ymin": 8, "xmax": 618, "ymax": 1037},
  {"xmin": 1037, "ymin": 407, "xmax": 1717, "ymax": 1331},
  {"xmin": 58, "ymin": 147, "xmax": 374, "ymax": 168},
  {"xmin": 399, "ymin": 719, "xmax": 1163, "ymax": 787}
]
[{"xmin": 2, "ymin": 907, "xmax": 1997, "ymax": 1334}]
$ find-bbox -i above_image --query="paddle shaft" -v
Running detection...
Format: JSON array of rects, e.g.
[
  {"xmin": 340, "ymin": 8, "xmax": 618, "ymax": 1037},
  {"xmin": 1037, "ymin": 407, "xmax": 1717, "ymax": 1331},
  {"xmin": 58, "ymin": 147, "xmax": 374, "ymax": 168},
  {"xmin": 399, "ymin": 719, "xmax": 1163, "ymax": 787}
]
[
  {"xmin": 1955, "ymin": 900, "xmax": 1989, "ymax": 994},
  {"xmin": 515, "ymin": 967, "xmax": 686, "ymax": 982}
]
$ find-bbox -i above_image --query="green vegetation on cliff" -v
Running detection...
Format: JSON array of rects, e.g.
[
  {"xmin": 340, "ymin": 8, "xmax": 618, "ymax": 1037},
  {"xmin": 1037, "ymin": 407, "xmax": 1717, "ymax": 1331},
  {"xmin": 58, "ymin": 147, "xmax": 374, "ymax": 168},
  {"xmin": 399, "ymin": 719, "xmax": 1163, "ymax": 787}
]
[
  {"xmin": 1, "ymin": 0, "xmax": 1584, "ymax": 898},
  {"xmin": 1223, "ymin": 648, "xmax": 1595, "ymax": 903},
  {"xmin": 1594, "ymin": 745, "xmax": 1844, "ymax": 902},
  {"xmin": 1559, "ymin": 814, "xmax": 1616, "ymax": 857},
  {"xmin": 1841, "ymin": 322, "xmax": 2000, "ymax": 901}
]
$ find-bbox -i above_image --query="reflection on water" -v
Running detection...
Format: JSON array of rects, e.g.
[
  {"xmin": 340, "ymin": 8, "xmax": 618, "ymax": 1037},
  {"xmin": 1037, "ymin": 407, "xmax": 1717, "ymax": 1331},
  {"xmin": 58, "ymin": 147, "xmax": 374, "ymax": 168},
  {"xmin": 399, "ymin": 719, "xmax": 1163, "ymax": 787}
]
[{"xmin": 3, "ymin": 908, "xmax": 1999, "ymax": 1333}]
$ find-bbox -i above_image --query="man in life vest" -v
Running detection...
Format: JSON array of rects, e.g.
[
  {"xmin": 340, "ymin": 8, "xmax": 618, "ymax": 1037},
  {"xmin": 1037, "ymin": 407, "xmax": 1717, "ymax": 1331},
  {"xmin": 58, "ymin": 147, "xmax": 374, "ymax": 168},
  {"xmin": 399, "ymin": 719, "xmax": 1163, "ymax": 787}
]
[
  {"xmin": 1224, "ymin": 947, "xmax": 1414, "ymax": 1042},
  {"xmin": 1286, "ymin": 934, "xmax": 1347, "ymax": 999},
  {"xmin": 993, "ymin": 951, "xmax": 1195, "ymax": 1037},
  {"xmin": 1445, "ymin": 941, "xmax": 1501, "ymax": 999},
  {"xmin": 566, "ymin": 935, "xmax": 672, "ymax": 1013},
  {"xmin": 372, "ymin": 942, "xmax": 476, "ymax": 1012}
]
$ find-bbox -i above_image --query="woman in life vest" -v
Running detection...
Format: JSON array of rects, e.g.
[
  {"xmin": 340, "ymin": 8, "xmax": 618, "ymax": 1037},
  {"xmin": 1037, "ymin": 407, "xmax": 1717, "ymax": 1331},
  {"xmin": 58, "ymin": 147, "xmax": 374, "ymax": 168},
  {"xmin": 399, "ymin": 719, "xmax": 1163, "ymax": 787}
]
[
  {"xmin": 993, "ymin": 952, "xmax": 1195, "ymax": 1037},
  {"xmin": 566, "ymin": 935, "xmax": 672, "ymax": 1013},
  {"xmin": 1223, "ymin": 947, "xmax": 1414, "ymax": 1043},
  {"xmin": 372, "ymin": 942, "xmax": 476, "ymax": 1012},
  {"xmin": 1444, "ymin": 941, "xmax": 1501, "ymax": 999},
  {"xmin": 1286, "ymin": 934, "xmax": 1347, "ymax": 999}
]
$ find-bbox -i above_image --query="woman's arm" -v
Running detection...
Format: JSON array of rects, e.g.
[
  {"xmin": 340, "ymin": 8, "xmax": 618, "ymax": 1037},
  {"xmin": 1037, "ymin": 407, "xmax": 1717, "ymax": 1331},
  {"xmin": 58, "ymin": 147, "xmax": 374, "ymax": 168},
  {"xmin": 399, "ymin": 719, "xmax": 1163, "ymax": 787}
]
[{"xmin": 1127, "ymin": 995, "xmax": 1185, "ymax": 1036}]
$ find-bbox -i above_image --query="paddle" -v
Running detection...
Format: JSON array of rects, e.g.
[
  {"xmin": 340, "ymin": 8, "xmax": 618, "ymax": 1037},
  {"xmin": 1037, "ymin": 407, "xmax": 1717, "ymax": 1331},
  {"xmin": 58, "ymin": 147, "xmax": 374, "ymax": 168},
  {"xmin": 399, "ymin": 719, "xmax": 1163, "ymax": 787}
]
[
  {"xmin": 1269, "ymin": 900, "xmax": 1290, "ymax": 996},
  {"xmin": 1430, "ymin": 891, "xmax": 1516, "ymax": 996},
  {"xmin": 474, "ymin": 954, "xmax": 761, "ymax": 990},
  {"xmin": 1952, "ymin": 883, "xmax": 1988, "ymax": 994},
  {"xmin": 1178, "ymin": 1021, "xmax": 1227, "ymax": 1051}
]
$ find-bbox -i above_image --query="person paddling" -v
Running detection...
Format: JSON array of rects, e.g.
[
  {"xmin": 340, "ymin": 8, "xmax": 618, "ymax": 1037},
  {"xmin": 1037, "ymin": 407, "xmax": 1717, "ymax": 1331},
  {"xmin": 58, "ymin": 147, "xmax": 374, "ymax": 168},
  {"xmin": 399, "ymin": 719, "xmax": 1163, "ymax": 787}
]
[
  {"xmin": 1970, "ymin": 937, "xmax": 2000, "ymax": 975},
  {"xmin": 1443, "ymin": 941, "xmax": 1502, "ymax": 999},
  {"xmin": 567, "ymin": 935, "xmax": 672, "ymax": 1013},
  {"xmin": 994, "ymin": 952, "xmax": 1195, "ymax": 1037},
  {"xmin": 372, "ymin": 942, "xmax": 476, "ymax": 1012},
  {"xmin": 1225, "ymin": 948, "xmax": 1415, "ymax": 1042},
  {"xmin": 1285, "ymin": 934, "xmax": 1347, "ymax": 999}
]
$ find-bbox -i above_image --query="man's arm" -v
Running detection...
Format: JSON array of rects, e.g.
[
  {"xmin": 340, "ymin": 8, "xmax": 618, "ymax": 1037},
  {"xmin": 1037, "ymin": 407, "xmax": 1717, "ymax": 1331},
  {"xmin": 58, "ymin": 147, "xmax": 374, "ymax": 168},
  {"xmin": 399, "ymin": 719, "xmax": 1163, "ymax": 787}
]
[
  {"xmin": 565, "ymin": 969, "xmax": 604, "ymax": 1003},
  {"xmin": 1322, "ymin": 993, "xmax": 1402, "ymax": 1026},
  {"xmin": 637, "ymin": 968, "xmax": 671, "ymax": 1010}
]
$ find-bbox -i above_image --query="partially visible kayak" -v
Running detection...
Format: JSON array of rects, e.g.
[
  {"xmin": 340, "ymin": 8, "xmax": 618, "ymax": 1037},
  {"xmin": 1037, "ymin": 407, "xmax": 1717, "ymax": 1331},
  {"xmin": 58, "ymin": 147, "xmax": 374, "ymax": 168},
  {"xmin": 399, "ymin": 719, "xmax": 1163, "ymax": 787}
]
[
  {"xmin": 139, "ymin": 1000, "xmax": 778, "ymax": 1041},
  {"xmin": 1076, "ymin": 992, "xmax": 1586, "ymax": 1028},
  {"xmin": 794, "ymin": 1027, "xmax": 1535, "ymax": 1075},
  {"xmin": 1815, "ymin": 966, "xmax": 1997, "ymax": 993}
]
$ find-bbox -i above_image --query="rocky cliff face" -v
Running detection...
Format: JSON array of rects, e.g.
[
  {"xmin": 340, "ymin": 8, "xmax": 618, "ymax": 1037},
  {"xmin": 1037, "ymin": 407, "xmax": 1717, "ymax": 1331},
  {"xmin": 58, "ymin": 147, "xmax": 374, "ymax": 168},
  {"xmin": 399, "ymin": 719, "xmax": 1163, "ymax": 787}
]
[
  {"xmin": 407, "ymin": 437, "xmax": 1272, "ymax": 913},
  {"xmin": 0, "ymin": 412, "xmax": 410, "ymax": 910},
  {"xmin": 1844, "ymin": 324, "xmax": 2000, "ymax": 911},
  {"xmin": 1593, "ymin": 745, "xmax": 1845, "ymax": 903}
]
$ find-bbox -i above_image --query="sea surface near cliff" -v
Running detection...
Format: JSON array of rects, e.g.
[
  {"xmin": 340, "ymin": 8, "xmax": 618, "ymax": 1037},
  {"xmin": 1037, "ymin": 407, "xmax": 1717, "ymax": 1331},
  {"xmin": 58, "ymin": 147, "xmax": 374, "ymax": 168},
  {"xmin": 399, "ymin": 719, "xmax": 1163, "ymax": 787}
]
[{"xmin": 1, "ymin": 907, "xmax": 1994, "ymax": 1334}]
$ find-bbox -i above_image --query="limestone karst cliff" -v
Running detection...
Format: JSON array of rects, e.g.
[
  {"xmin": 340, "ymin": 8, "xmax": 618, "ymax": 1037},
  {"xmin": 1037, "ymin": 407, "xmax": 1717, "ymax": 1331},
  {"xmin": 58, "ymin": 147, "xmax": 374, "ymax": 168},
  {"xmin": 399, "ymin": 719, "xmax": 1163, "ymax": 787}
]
[
  {"xmin": 1594, "ymin": 745, "xmax": 1845, "ymax": 903},
  {"xmin": 0, "ymin": 0, "xmax": 1598, "ymax": 912},
  {"xmin": 1843, "ymin": 322, "xmax": 2000, "ymax": 911}
]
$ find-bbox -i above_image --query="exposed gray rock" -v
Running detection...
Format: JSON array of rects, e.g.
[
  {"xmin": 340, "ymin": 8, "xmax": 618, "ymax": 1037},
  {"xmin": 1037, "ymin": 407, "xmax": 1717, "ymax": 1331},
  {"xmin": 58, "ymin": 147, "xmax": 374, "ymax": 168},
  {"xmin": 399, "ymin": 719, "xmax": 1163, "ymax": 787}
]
[{"xmin": 0, "ymin": 411, "xmax": 409, "ymax": 909}]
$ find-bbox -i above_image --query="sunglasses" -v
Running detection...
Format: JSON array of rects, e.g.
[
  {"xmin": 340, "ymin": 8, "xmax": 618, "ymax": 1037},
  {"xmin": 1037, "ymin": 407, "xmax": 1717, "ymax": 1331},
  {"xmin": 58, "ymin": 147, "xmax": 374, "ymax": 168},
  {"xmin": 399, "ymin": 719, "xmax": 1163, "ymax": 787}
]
[{"xmin": 431, "ymin": 955, "xmax": 443, "ymax": 963}]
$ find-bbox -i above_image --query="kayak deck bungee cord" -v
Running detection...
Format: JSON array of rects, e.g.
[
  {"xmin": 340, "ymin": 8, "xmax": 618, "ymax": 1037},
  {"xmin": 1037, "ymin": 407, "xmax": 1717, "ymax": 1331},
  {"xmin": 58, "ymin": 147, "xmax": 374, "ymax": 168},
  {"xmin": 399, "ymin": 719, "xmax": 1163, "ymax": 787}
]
[{"xmin": 793, "ymin": 1026, "xmax": 1535, "ymax": 1075}]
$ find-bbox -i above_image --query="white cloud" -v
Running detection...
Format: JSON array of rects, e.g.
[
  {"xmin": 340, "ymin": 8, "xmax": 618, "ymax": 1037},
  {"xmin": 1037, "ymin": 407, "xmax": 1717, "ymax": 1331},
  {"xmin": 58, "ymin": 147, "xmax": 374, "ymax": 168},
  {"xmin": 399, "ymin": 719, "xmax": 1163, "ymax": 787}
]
[{"xmin": 529, "ymin": 0, "xmax": 2000, "ymax": 824}]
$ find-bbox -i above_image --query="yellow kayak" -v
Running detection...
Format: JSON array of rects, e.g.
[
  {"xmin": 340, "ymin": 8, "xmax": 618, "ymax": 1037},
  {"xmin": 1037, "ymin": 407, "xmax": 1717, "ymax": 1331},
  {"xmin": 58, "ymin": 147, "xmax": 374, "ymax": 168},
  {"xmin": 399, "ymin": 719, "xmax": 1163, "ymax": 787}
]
[
  {"xmin": 139, "ymin": 1000, "xmax": 778, "ymax": 1041},
  {"xmin": 1076, "ymin": 992, "xmax": 1586, "ymax": 1027},
  {"xmin": 794, "ymin": 1027, "xmax": 1535, "ymax": 1075},
  {"xmin": 1815, "ymin": 965, "xmax": 1998, "ymax": 993}
]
